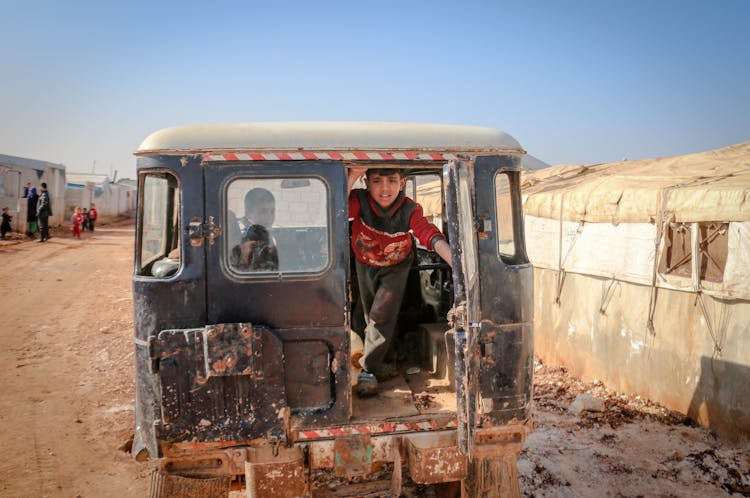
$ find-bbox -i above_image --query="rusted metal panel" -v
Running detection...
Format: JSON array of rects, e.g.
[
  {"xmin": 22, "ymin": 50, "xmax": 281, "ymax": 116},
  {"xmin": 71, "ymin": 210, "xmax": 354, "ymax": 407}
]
[
  {"xmin": 246, "ymin": 446, "xmax": 308, "ymax": 498},
  {"xmin": 308, "ymin": 435, "xmax": 394, "ymax": 470},
  {"xmin": 158, "ymin": 447, "xmax": 248, "ymax": 478},
  {"xmin": 476, "ymin": 321, "xmax": 533, "ymax": 425},
  {"xmin": 150, "ymin": 323, "xmax": 287, "ymax": 443},
  {"xmin": 406, "ymin": 432, "xmax": 467, "ymax": 484},
  {"xmin": 333, "ymin": 434, "xmax": 373, "ymax": 478},
  {"xmin": 470, "ymin": 425, "xmax": 530, "ymax": 459}
]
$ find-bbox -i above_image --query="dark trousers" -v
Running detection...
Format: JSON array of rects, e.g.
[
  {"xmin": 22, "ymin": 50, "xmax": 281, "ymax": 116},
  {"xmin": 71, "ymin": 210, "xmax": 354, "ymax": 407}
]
[
  {"xmin": 89, "ymin": 220, "xmax": 95, "ymax": 231},
  {"xmin": 354, "ymin": 256, "xmax": 411, "ymax": 377},
  {"xmin": 38, "ymin": 214, "xmax": 50, "ymax": 241}
]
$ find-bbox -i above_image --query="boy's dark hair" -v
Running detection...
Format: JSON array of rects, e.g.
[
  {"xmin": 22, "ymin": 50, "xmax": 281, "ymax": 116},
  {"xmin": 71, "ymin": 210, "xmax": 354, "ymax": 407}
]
[
  {"xmin": 366, "ymin": 168, "xmax": 405, "ymax": 178},
  {"xmin": 244, "ymin": 187, "xmax": 275, "ymax": 211},
  {"xmin": 41, "ymin": 182, "xmax": 47, "ymax": 188}
]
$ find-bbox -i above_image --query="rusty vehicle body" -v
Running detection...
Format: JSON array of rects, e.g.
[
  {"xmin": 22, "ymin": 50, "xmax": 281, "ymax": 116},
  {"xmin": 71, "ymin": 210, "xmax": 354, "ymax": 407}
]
[{"xmin": 132, "ymin": 122, "xmax": 533, "ymax": 497}]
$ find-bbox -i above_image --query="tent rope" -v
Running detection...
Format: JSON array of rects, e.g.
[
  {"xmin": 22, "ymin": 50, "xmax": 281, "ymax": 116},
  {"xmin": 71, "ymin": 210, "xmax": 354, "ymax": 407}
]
[
  {"xmin": 555, "ymin": 194, "xmax": 585, "ymax": 304},
  {"xmin": 694, "ymin": 292, "xmax": 728, "ymax": 358},
  {"xmin": 646, "ymin": 189, "xmax": 672, "ymax": 336}
]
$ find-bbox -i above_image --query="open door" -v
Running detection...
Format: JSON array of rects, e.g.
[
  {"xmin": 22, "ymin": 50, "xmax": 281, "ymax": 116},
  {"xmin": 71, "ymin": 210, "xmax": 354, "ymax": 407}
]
[{"xmin": 443, "ymin": 156, "xmax": 534, "ymax": 456}]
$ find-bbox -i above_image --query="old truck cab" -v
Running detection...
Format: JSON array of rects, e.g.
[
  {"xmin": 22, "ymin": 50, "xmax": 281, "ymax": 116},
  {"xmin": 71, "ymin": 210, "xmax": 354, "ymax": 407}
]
[{"xmin": 132, "ymin": 122, "xmax": 533, "ymax": 497}]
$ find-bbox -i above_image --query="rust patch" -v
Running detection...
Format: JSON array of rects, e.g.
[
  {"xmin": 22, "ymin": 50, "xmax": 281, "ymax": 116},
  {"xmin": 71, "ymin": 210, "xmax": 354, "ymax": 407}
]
[
  {"xmin": 406, "ymin": 433, "xmax": 467, "ymax": 484},
  {"xmin": 334, "ymin": 435, "xmax": 373, "ymax": 478}
]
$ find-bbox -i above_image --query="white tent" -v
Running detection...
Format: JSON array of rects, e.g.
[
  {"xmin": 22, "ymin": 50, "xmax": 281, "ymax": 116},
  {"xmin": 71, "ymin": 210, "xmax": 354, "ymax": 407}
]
[{"xmin": 521, "ymin": 141, "xmax": 750, "ymax": 442}]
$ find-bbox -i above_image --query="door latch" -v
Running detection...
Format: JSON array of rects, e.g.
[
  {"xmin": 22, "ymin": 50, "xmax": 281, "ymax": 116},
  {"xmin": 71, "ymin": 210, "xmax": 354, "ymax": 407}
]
[{"xmin": 188, "ymin": 216, "xmax": 221, "ymax": 247}]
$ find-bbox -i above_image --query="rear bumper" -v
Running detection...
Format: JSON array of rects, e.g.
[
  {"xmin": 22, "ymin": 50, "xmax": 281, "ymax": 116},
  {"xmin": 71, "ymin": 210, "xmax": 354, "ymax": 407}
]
[{"xmin": 154, "ymin": 424, "xmax": 531, "ymax": 491}]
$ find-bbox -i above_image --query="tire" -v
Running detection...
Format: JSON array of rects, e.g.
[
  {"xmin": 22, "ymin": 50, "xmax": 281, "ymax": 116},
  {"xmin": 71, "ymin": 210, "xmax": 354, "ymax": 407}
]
[{"xmin": 149, "ymin": 469, "xmax": 231, "ymax": 498}]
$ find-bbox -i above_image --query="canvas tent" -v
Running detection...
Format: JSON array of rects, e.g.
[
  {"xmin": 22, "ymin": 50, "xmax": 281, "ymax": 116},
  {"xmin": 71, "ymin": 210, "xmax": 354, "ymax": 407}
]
[{"xmin": 521, "ymin": 141, "xmax": 750, "ymax": 441}]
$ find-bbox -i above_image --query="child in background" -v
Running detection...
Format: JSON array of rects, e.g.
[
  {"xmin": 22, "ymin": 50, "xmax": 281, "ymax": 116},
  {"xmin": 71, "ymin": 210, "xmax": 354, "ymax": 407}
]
[
  {"xmin": 81, "ymin": 208, "xmax": 89, "ymax": 231},
  {"xmin": 87, "ymin": 203, "xmax": 98, "ymax": 231},
  {"xmin": 71, "ymin": 207, "xmax": 84, "ymax": 239},
  {"xmin": 1, "ymin": 207, "xmax": 12, "ymax": 239}
]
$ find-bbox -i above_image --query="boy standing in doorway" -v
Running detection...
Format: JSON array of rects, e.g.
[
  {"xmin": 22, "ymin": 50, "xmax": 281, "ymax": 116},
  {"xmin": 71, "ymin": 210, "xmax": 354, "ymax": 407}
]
[{"xmin": 347, "ymin": 168, "xmax": 451, "ymax": 397}]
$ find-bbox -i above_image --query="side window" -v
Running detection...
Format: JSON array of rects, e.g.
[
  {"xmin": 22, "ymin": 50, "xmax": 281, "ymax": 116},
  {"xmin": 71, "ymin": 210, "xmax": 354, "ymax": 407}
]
[
  {"xmin": 494, "ymin": 172, "xmax": 516, "ymax": 259},
  {"xmin": 226, "ymin": 177, "xmax": 329, "ymax": 274},
  {"xmin": 137, "ymin": 172, "xmax": 180, "ymax": 277},
  {"xmin": 459, "ymin": 173, "xmax": 478, "ymax": 286},
  {"xmin": 414, "ymin": 174, "xmax": 443, "ymax": 232}
]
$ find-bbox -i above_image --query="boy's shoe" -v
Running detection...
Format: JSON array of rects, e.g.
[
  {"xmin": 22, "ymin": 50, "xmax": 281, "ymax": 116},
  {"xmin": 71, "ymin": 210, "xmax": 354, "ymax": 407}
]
[{"xmin": 356, "ymin": 372, "xmax": 379, "ymax": 398}]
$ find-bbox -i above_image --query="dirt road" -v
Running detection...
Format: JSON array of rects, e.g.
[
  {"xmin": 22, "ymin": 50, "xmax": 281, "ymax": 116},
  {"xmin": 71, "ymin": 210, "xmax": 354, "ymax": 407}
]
[
  {"xmin": 0, "ymin": 221, "xmax": 149, "ymax": 497},
  {"xmin": 0, "ymin": 220, "xmax": 747, "ymax": 497}
]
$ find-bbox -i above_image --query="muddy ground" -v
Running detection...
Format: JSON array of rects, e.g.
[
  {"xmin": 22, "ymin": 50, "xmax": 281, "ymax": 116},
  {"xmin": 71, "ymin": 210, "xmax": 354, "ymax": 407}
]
[{"xmin": 0, "ymin": 219, "xmax": 747, "ymax": 497}]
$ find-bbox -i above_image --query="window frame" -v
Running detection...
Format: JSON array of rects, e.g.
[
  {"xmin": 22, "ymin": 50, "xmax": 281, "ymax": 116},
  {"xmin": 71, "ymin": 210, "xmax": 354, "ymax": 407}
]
[{"xmin": 136, "ymin": 170, "xmax": 180, "ymax": 278}]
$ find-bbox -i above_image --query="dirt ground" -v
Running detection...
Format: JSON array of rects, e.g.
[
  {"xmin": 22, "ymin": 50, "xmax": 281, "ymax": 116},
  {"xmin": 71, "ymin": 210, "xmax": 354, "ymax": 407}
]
[{"xmin": 0, "ymin": 219, "xmax": 747, "ymax": 498}]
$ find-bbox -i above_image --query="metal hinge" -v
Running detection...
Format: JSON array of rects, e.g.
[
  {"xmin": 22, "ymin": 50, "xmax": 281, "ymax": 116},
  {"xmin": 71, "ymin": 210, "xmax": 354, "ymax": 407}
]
[{"xmin": 188, "ymin": 216, "xmax": 221, "ymax": 246}]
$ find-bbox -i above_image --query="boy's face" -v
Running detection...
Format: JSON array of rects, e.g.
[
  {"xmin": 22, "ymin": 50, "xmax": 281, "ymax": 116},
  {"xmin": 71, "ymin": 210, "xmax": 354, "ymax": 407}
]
[
  {"xmin": 247, "ymin": 201, "xmax": 275, "ymax": 227},
  {"xmin": 365, "ymin": 172, "xmax": 406, "ymax": 209}
]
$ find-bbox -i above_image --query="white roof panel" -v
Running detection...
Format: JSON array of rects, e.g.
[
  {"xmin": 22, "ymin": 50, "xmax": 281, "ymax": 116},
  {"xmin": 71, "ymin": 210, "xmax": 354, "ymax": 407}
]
[{"xmin": 135, "ymin": 122, "xmax": 523, "ymax": 155}]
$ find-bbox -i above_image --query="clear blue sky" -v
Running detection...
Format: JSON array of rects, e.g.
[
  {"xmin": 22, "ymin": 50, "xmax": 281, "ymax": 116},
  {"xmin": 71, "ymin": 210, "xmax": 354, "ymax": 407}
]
[{"xmin": 2, "ymin": 0, "xmax": 748, "ymax": 179}]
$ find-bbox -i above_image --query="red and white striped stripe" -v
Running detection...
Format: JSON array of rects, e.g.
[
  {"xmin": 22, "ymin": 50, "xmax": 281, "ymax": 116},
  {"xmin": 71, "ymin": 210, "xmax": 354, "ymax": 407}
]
[
  {"xmin": 203, "ymin": 151, "xmax": 458, "ymax": 162},
  {"xmin": 296, "ymin": 418, "xmax": 457, "ymax": 441}
]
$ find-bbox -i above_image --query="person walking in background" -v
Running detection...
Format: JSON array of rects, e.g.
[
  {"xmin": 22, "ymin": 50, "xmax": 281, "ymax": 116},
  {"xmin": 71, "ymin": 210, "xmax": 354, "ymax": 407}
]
[
  {"xmin": 87, "ymin": 203, "xmax": 98, "ymax": 231},
  {"xmin": 71, "ymin": 207, "xmax": 83, "ymax": 239},
  {"xmin": 1, "ymin": 207, "xmax": 12, "ymax": 239},
  {"xmin": 36, "ymin": 182, "xmax": 52, "ymax": 243},
  {"xmin": 22, "ymin": 182, "xmax": 38, "ymax": 239},
  {"xmin": 81, "ymin": 207, "xmax": 89, "ymax": 231}
]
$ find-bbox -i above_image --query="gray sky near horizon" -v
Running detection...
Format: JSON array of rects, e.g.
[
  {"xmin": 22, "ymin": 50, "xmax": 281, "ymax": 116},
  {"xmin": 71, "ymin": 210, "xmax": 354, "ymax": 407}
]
[{"xmin": 1, "ymin": 0, "xmax": 748, "ymax": 179}]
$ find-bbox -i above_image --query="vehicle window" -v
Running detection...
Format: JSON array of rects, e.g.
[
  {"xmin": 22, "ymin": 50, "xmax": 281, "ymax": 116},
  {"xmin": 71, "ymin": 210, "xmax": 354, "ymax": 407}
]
[
  {"xmin": 414, "ymin": 174, "xmax": 443, "ymax": 232},
  {"xmin": 138, "ymin": 173, "xmax": 180, "ymax": 277},
  {"xmin": 226, "ymin": 177, "xmax": 329, "ymax": 274},
  {"xmin": 459, "ymin": 173, "xmax": 477, "ymax": 286},
  {"xmin": 495, "ymin": 172, "xmax": 516, "ymax": 259}
]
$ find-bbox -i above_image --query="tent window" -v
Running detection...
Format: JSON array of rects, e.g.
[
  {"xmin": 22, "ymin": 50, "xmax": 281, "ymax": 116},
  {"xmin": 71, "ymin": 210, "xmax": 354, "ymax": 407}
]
[
  {"xmin": 660, "ymin": 222, "xmax": 692, "ymax": 278},
  {"xmin": 698, "ymin": 222, "xmax": 728, "ymax": 283},
  {"xmin": 659, "ymin": 222, "xmax": 728, "ymax": 283}
]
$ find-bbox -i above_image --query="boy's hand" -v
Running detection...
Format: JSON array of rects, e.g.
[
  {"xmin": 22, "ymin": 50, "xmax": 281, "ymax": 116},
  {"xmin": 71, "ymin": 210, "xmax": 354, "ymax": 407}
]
[
  {"xmin": 434, "ymin": 239, "xmax": 453, "ymax": 268},
  {"xmin": 347, "ymin": 167, "xmax": 367, "ymax": 193}
]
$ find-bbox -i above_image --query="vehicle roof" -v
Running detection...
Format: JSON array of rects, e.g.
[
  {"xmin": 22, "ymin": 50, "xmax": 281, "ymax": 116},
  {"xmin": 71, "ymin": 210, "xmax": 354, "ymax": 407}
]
[{"xmin": 135, "ymin": 122, "xmax": 524, "ymax": 156}]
